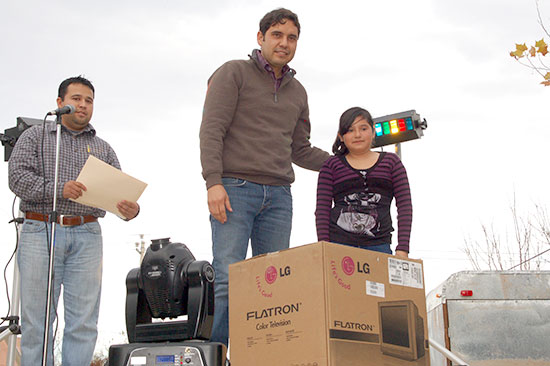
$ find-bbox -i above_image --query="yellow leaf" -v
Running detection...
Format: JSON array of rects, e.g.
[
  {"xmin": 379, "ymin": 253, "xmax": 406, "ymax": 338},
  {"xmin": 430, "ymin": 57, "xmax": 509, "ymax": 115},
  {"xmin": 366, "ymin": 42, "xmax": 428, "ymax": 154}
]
[
  {"xmin": 516, "ymin": 43, "xmax": 528, "ymax": 52},
  {"xmin": 535, "ymin": 38, "xmax": 547, "ymax": 48},
  {"xmin": 511, "ymin": 43, "xmax": 528, "ymax": 58},
  {"xmin": 545, "ymin": 72, "xmax": 550, "ymax": 81},
  {"xmin": 529, "ymin": 46, "xmax": 537, "ymax": 57},
  {"xmin": 510, "ymin": 50, "xmax": 524, "ymax": 58},
  {"xmin": 538, "ymin": 44, "xmax": 548, "ymax": 56}
]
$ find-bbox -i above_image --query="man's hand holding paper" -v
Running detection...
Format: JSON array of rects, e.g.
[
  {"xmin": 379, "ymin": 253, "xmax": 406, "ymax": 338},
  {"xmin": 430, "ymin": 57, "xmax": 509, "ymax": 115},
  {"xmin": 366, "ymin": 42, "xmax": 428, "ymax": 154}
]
[
  {"xmin": 63, "ymin": 180, "xmax": 87, "ymax": 200},
  {"xmin": 116, "ymin": 200, "xmax": 140, "ymax": 220}
]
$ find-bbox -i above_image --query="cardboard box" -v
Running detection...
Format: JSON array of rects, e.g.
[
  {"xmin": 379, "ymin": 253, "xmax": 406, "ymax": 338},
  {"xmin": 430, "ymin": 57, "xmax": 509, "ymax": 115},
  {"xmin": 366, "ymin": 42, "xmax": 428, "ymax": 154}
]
[{"xmin": 229, "ymin": 241, "xmax": 430, "ymax": 366}]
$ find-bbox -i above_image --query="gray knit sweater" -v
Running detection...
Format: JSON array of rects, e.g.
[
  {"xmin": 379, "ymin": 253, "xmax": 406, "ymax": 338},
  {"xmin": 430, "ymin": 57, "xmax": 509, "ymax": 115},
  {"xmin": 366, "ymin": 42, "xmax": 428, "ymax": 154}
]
[{"xmin": 200, "ymin": 50, "xmax": 329, "ymax": 189}]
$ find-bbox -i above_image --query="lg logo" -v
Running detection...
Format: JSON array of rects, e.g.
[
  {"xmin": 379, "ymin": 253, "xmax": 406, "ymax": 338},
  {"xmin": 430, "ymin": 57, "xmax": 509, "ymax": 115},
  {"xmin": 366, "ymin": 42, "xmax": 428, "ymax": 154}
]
[
  {"xmin": 265, "ymin": 265, "xmax": 291, "ymax": 284},
  {"xmin": 341, "ymin": 256, "xmax": 370, "ymax": 276}
]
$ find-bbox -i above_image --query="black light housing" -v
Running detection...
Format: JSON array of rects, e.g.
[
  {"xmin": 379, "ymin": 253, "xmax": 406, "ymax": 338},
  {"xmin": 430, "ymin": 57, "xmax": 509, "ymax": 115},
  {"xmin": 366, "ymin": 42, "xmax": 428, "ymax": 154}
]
[
  {"xmin": 125, "ymin": 238, "xmax": 215, "ymax": 343},
  {"xmin": 2, "ymin": 117, "xmax": 43, "ymax": 161}
]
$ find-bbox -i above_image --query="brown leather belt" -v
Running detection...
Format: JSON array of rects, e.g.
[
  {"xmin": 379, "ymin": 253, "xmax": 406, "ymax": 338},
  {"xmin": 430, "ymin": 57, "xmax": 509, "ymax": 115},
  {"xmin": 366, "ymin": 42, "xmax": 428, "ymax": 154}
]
[{"xmin": 25, "ymin": 212, "xmax": 98, "ymax": 226}]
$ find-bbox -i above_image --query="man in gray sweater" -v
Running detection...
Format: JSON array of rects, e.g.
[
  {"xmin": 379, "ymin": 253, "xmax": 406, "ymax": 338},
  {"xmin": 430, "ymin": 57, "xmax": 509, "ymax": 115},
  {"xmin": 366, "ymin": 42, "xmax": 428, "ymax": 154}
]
[{"xmin": 199, "ymin": 8, "xmax": 329, "ymax": 346}]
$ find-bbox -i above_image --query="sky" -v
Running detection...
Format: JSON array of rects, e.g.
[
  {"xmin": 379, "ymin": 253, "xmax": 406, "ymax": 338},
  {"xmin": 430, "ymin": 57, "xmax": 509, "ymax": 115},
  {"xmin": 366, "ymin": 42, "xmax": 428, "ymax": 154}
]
[{"xmin": 1, "ymin": 0, "xmax": 549, "ymax": 355}]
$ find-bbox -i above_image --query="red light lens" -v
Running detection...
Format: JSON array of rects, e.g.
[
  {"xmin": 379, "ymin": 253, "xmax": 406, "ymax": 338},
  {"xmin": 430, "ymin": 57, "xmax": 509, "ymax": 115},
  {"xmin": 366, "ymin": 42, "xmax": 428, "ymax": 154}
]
[
  {"xmin": 398, "ymin": 119, "xmax": 407, "ymax": 131},
  {"xmin": 460, "ymin": 290, "xmax": 473, "ymax": 296}
]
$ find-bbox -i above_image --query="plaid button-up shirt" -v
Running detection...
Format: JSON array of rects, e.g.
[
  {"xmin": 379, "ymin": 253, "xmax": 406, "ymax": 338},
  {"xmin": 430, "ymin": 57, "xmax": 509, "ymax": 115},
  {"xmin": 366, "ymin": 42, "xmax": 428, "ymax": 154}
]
[
  {"xmin": 8, "ymin": 121, "xmax": 120, "ymax": 217},
  {"xmin": 256, "ymin": 49, "xmax": 291, "ymax": 91}
]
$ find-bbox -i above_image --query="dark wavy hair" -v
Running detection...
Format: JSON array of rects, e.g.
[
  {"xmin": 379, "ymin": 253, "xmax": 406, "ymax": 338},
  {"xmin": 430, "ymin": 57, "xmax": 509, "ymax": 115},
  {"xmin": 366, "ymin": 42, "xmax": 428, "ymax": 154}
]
[
  {"xmin": 259, "ymin": 8, "xmax": 300, "ymax": 36},
  {"xmin": 58, "ymin": 76, "xmax": 95, "ymax": 100},
  {"xmin": 332, "ymin": 107, "xmax": 374, "ymax": 156}
]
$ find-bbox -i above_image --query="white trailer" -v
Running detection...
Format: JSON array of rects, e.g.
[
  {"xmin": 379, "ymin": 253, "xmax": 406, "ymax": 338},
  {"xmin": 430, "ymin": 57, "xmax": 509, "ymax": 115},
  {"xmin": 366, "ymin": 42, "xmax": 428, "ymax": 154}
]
[{"xmin": 426, "ymin": 271, "xmax": 550, "ymax": 366}]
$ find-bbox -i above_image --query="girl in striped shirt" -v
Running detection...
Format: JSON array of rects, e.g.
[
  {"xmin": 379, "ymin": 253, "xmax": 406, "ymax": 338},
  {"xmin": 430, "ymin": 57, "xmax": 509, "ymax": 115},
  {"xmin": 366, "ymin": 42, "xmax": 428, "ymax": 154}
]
[{"xmin": 315, "ymin": 107, "xmax": 412, "ymax": 258}]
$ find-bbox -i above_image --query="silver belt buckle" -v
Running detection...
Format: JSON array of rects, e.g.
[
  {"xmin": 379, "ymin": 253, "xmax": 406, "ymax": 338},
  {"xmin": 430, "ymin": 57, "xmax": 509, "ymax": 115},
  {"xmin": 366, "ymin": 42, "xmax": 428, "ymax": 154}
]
[
  {"xmin": 59, "ymin": 214, "xmax": 68, "ymax": 227},
  {"xmin": 58, "ymin": 215, "xmax": 84, "ymax": 226}
]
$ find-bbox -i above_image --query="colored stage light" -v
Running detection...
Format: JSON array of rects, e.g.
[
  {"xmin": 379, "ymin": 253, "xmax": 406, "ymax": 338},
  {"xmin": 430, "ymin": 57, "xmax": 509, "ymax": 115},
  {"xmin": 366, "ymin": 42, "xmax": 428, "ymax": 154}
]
[{"xmin": 372, "ymin": 110, "xmax": 427, "ymax": 148}]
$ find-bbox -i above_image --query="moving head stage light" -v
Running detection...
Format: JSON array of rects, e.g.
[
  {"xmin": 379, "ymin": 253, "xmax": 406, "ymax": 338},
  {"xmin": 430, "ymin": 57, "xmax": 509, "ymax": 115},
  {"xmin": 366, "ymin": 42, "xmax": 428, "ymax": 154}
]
[
  {"xmin": 126, "ymin": 238, "xmax": 215, "ymax": 342},
  {"xmin": 109, "ymin": 238, "xmax": 227, "ymax": 366},
  {"xmin": 372, "ymin": 110, "xmax": 427, "ymax": 148}
]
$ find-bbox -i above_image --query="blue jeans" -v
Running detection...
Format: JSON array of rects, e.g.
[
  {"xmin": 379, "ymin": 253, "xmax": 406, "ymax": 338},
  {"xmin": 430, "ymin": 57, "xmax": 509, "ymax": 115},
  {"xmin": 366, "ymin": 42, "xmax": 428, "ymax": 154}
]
[
  {"xmin": 17, "ymin": 219, "xmax": 103, "ymax": 366},
  {"xmin": 336, "ymin": 242, "xmax": 393, "ymax": 254},
  {"xmin": 210, "ymin": 178, "xmax": 292, "ymax": 346}
]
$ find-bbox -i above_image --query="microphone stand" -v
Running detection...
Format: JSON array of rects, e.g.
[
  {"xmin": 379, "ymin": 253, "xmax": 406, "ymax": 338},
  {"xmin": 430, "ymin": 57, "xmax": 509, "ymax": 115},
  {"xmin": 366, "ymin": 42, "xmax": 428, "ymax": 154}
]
[{"xmin": 41, "ymin": 113, "xmax": 64, "ymax": 366}]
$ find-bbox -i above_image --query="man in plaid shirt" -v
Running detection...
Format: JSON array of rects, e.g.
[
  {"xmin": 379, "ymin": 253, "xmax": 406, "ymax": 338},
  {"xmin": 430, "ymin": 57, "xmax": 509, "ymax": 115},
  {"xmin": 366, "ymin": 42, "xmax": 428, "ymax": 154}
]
[{"xmin": 8, "ymin": 76, "xmax": 139, "ymax": 366}]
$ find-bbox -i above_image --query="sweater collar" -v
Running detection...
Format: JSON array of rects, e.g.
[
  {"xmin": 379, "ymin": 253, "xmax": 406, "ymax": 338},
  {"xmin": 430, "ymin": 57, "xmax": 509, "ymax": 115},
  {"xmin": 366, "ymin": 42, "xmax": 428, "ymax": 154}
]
[{"xmin": 250, "ymin": 49, "xmax": 295, "ymax": 78}]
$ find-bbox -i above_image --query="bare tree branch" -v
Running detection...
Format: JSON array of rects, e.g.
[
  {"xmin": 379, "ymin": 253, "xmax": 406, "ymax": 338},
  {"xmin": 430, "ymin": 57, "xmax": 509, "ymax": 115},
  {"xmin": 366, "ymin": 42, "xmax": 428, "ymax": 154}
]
[
  {"xmin": 463, "ymin": 198, "xmax": 550, "ymax": 271},
  {"xmin": 536, "ymin": 0, "xmax": 550, "ymax": 38}
]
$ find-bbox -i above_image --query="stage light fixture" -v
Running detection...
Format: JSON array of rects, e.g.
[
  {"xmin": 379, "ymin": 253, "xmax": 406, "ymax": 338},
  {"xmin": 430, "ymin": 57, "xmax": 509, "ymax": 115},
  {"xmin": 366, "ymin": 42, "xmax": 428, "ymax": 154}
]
[
  {"xmin": 2, "ymin": 117, "xmax": 43, "ymax": 161},
  {"xmin": 372, "ymin": 110, "xmax": 427, "ymax": 148},
  {"xmin": 109, "ymin": 238, "xmax": 226, "ymax": 366}
]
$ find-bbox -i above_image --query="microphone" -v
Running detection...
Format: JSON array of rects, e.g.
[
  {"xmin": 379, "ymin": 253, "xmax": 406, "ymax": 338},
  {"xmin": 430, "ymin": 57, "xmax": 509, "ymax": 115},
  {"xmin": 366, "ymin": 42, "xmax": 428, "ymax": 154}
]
[{"xmin": 47, "ymin": 105, "xmax": 75, "ymax": 116}]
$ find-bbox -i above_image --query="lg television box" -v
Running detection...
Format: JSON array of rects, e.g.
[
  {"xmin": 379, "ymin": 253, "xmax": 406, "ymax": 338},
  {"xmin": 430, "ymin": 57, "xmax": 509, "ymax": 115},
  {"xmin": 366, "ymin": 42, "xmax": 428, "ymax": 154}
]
[{"xmin": 228, "ymin": 241, "xmax": 429, "ymax": 366}]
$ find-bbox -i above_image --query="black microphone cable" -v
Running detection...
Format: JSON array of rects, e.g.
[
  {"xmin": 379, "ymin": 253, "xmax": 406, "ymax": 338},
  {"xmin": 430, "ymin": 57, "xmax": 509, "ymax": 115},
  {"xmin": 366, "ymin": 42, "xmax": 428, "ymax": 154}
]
[{"xmin": 0, "ymin": 195, "xmax": 23, "ymax": 328}]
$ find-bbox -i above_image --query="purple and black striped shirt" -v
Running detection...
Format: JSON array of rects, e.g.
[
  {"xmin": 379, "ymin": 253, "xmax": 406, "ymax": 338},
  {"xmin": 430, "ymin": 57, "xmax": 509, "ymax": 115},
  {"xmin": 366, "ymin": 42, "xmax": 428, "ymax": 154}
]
[{"xmin": 315, "ymin": 152, "xmax": 412, "ymax": 252}]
